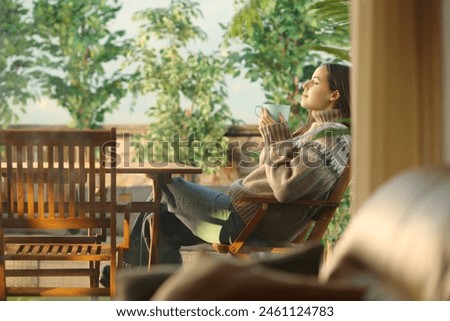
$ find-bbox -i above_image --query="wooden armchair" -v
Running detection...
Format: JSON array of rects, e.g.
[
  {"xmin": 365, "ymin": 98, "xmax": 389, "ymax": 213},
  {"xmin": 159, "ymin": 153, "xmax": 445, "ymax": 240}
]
[
  {"xmin": 0, "ymin": 128, "xmax": 121, "ymax": 299},
  {"xmin": 211, "ymin": 164, "xmax": 351, "ymax": 259}
]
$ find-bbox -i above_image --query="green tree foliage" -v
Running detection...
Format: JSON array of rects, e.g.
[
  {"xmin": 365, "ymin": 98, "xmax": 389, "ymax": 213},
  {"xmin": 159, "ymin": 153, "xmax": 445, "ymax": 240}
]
[
  {"xmin": 126, "ymin": 0, "xmax": 236, "ymax": 174},
  {"xmin": 0, "ymin": 0, "xmax": 37, "ymax": 126},
  {"xmin": 32, "ymin": 0, "xmax": 132, "ymax": 129}
]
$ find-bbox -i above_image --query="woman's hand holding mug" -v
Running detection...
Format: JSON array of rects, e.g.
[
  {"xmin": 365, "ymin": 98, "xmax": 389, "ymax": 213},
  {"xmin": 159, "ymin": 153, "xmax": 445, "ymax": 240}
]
[{"xmin": 256, "ymin": 103, "xmax": 290, "ymax": 130}]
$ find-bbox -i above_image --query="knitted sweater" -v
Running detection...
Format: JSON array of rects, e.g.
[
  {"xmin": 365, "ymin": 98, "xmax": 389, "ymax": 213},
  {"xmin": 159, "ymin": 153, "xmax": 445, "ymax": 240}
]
[{"xmin": 228, "ymin": 109, "xmax": 351, "ymax": 243}]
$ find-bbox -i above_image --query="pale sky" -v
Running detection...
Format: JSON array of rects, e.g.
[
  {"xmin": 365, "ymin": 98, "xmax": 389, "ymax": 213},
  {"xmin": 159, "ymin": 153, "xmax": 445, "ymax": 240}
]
[{"xmin": 18, "ymin": 0, "xmax": 264, "ymax": 126}]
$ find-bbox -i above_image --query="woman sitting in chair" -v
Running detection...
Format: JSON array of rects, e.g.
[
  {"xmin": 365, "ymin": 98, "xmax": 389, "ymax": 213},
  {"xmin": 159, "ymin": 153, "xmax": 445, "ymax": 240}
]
[{"xmin": 101, "ymin": 63, "xmax": 351, "ymax": 285}]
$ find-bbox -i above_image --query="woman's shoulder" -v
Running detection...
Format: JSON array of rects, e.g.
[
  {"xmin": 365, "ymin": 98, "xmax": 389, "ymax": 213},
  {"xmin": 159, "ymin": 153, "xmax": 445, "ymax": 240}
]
[{"xmin": 295, "ymin": 121, "xmax": 350, "ymax": 146}]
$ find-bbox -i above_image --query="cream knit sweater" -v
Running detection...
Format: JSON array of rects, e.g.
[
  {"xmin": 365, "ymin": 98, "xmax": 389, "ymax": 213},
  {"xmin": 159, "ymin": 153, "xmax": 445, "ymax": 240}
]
[{"xmin": 228, "ymin": 109, "xmax": 351, "ymax": 243}]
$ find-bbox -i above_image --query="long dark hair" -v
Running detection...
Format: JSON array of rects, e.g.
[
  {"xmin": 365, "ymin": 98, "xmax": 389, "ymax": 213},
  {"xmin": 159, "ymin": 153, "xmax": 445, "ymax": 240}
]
[
  {"xmin": 294, "ymin": 63, "xmax": 350, "ymax": 136},
  {"xmin": 326, "ymin": 63, "xmax": 350, "ymax": 121}
]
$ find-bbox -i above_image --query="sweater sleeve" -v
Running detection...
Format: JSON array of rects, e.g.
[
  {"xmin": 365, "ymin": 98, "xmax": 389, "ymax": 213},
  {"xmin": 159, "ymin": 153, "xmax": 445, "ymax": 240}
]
[
  {"xmin": 257, "ymin": 121, "xmax": 292, "ymax": 166},
  {"xmin": 259, "ymin": 121, "xmax": 291, "ymax": 144}
]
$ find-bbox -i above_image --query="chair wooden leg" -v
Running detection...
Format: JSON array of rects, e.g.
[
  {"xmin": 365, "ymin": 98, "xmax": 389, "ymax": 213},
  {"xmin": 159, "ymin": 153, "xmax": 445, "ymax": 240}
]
[
  {"xmin": 93, "ymin": 261, "xmax": 100, "ymax": 287},
  {"xmin": 117, "ymin": 248, "xmax": 124, "ymax": 269},
  {"xmin": 228, "ymin": 205, "xmax": 267, "ymax": 254},
  {"xmin": 89, "ymin": 261, "xmax": 95, "ymax": 287},
  {"xmin": 0, "ymin": 261, "xmax": 6, "ymax": 301},
  {"xmin": 110, "ymin": 257, "xmax": 116, "ymax": 297}
]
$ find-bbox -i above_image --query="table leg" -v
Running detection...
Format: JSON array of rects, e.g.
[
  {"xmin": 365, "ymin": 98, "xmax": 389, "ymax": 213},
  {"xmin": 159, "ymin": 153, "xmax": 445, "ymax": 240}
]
[{"xmin": 147, "ymin": 173, "xmax": 171, "ymax": 269}]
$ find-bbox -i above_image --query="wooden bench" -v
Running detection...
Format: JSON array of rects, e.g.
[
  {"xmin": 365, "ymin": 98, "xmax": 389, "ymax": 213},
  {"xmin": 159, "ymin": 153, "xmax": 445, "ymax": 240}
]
[{"xmin": 0, "ymin": 128, "xmax": 124, "ymax": 299}]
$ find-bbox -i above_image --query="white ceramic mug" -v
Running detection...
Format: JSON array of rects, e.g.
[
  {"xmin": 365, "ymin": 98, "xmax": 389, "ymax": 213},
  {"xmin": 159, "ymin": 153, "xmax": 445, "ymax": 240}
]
[{"xmin": 255, "ymin": 103, "xmax": 291, "ymax": 122}]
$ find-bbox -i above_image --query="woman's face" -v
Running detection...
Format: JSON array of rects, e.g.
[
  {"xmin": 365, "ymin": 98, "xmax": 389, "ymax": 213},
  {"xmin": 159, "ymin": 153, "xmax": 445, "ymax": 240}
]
[{"xmin": 301, "ymin": 65, "xmax": 339, "ymax": 112}]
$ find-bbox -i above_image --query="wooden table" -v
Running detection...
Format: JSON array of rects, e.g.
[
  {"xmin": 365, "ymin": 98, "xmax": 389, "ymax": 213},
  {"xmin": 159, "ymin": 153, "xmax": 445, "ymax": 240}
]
[{"xmin": 116, "ymin": 162, "xmax": 202, "ymax": 267}]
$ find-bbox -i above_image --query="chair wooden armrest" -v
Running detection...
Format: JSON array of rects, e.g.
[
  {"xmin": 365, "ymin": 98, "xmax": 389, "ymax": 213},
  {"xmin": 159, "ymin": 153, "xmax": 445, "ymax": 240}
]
[{"xmin": 239, "ymin": 194, "xmax": 340, "ymax": 208}]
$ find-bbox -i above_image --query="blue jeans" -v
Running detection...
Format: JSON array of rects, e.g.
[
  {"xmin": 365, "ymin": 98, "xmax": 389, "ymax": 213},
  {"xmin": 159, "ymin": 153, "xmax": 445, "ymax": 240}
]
[{"xmin": 123, "ymin": 177, "xmax": 264, "ymax": 265}]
